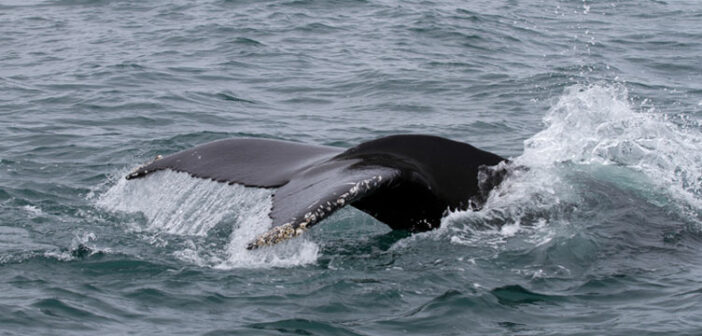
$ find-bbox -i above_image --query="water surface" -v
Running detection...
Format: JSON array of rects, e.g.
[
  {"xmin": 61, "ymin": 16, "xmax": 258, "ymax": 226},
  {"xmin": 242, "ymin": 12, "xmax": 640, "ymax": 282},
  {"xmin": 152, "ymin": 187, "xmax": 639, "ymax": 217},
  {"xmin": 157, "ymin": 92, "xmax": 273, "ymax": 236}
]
[{"xmin": 1, "ymin": 0, "xmax": 702, "ymax": 334}]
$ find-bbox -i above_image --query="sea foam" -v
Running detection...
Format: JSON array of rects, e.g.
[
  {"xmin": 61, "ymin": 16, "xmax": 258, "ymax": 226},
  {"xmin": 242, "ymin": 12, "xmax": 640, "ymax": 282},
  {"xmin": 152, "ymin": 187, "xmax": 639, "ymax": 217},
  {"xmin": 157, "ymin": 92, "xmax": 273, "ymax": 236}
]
[{"xmin": 446, "ymin": 84, "xmax": 702, "ymax": 244}]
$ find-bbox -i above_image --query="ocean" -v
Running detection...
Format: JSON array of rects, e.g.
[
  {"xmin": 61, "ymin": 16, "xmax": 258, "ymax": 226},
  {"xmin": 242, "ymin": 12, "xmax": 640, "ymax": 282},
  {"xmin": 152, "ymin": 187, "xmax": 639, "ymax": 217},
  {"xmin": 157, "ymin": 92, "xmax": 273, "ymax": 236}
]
[{"xmin": 1, "ymin": 0, "xmax": 701, "ymax": 334}]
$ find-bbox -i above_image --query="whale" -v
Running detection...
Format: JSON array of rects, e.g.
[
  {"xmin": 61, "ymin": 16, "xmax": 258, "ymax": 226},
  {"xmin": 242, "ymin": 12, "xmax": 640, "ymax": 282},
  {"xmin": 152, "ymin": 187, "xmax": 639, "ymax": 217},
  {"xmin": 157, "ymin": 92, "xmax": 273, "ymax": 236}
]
[{"xmin": 126, "ymin": 134, "xmax": 508, "ymax": 249}]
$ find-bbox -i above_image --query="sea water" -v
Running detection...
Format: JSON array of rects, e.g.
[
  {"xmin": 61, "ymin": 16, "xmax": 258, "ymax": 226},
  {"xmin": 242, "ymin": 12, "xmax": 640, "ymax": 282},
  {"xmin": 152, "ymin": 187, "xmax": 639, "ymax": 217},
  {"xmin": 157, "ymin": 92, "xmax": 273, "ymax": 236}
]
[{"xmin": 1, "ymin": 0, "xmax": 701, "ymax": 334}]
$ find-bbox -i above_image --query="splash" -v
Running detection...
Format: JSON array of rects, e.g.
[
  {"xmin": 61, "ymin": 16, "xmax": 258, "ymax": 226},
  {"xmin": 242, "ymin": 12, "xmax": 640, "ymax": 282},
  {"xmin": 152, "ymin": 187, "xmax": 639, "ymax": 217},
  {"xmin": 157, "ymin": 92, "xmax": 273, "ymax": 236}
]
[
  {"xmin": 42, "ymin": 231, "xmax": 109, "ymax": 261},
  {"xmin": 522, "ymin": 84, "xmax": 701, "ymax": 211},
  {"xmin": 98, "ymin": 170, "xmax": 248, "ymax": 236},
  {"xmin": 446, "ymin": 84, "xmax": 702, "ymax": 244},
  {"xmin": 22, "ymin": 205, "xmax": 43, "ymax": 217},
  {"xmin": 96, "ymin": 170, "xmax": 318, "ymax": 268}
]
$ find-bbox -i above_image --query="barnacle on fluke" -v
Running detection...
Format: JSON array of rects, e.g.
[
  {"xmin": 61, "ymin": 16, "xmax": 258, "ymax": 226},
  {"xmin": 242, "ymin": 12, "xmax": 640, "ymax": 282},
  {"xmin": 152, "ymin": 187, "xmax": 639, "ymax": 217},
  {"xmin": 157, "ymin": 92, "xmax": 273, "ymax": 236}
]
[
  {"xmin": 247, "ymin": 175, "xmax": 386, "ymax": 249},
  {"xmin": 127, "ymin": 154, "xmax": 162, "ymax": 179},
  {"xmin": 248, "ymin": 223, "xmax": 305, "ymax": 249}
]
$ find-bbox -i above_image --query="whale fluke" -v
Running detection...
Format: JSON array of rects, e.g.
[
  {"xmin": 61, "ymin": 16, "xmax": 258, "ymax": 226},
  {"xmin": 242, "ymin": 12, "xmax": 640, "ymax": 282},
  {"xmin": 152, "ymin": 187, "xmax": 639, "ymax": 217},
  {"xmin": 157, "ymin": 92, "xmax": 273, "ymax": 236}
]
[
  {"xmin": 126, "ymin": 138, "xmax": 342, "ymax": 187},
  {"xmin": 126, "ymin": 135, "xmax": 507, "ymax": 249}
]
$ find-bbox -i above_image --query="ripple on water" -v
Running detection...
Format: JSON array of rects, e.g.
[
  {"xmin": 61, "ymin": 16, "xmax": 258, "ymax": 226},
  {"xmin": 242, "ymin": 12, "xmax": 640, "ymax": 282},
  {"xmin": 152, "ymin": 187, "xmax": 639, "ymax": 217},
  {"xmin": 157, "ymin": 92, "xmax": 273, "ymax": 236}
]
[{"xmin": 2, "ymin": 0, "xmax": 702, "ymax": 334}]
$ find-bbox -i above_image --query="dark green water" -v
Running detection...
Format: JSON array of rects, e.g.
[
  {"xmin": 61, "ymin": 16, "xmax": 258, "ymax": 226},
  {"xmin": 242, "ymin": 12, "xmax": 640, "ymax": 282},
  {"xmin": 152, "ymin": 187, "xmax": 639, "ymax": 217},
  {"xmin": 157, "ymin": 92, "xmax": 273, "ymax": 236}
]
[{"xmin": 2, "ymin": 0, "xmax": 702, "ymax": 334}]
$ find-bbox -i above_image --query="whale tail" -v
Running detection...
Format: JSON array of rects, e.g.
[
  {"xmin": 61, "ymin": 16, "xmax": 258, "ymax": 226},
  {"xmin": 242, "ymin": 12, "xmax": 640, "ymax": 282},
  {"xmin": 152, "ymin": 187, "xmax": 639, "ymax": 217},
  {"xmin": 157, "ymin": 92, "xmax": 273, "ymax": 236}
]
[{"xmin": 126, "ymin": 135, "xmax": 507, "ymax": 249}]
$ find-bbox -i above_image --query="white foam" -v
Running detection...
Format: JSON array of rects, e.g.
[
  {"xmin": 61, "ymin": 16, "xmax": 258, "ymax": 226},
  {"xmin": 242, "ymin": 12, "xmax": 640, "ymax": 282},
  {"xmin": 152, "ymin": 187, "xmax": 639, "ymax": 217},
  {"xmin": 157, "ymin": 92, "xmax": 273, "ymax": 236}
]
[
  {"xmin": 215, "ymin": 195, "xmax": 319, "ymax": 269},
  {"xmin": 22, "ymin": 205, "xmax": 43, "ymax": 216},
  {"xmin": 522, "ymin": 84, "xmax": 701, "ymax": 212},
  {"xmin": 445, "ymin": 83, "xmax": 702, "ymax": 246},
  {"xmin": 40, "ymin": 231, "xmax": 108, "ymax": 261},
  {"xmin": 96, "ymin": 170, "xmax": 318, "ymax": 268}
]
